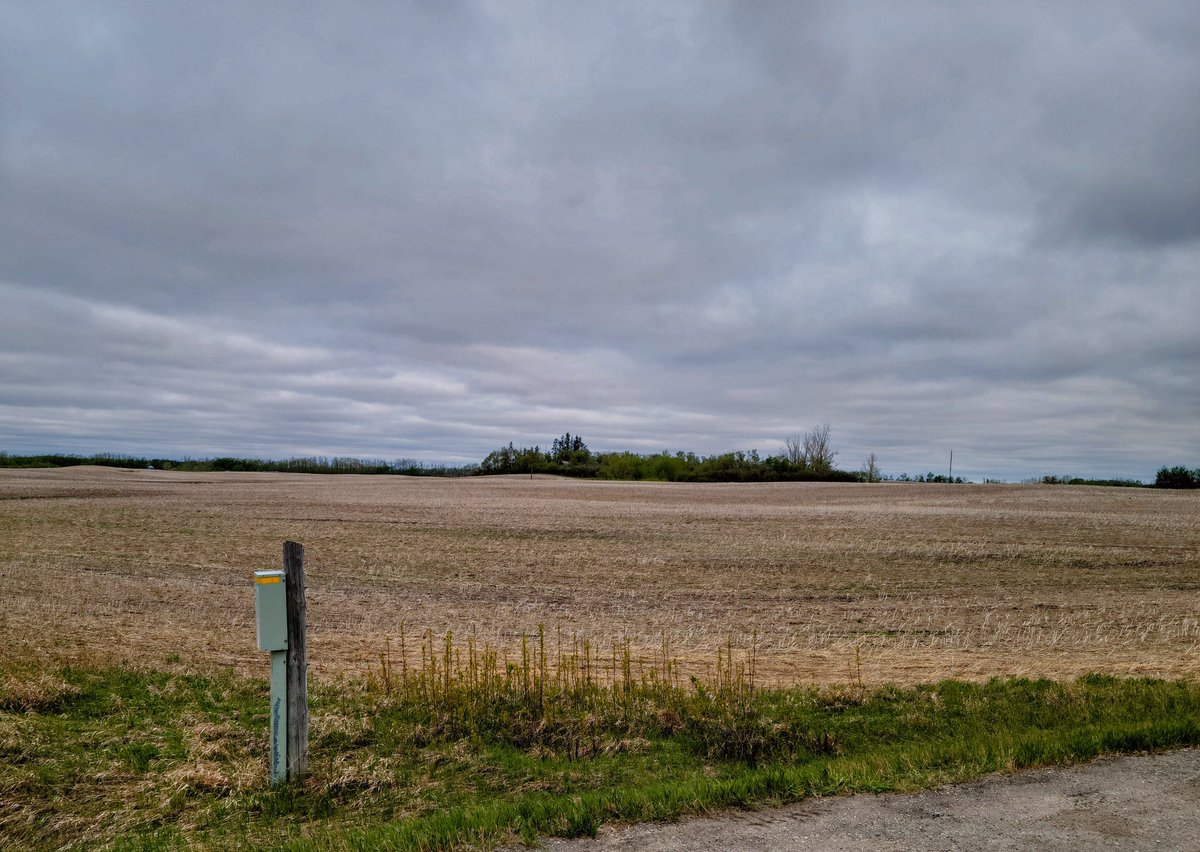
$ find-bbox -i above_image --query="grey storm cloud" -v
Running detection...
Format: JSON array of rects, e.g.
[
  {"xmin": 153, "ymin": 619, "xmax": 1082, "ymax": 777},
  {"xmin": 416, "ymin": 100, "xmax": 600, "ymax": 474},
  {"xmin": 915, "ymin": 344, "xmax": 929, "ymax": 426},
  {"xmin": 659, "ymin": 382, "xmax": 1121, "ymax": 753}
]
[{"xmin": 1, "ymin": 0, "xmax": 1197, "ymax": 480}]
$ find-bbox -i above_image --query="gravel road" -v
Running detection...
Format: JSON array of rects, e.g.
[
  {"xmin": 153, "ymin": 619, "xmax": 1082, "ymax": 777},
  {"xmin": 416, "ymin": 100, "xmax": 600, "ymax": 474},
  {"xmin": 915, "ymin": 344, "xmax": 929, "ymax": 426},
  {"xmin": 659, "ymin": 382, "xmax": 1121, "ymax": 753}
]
[{"xmin": 526, "ymin": 749, "xmax": 1200, "ymax": 851}]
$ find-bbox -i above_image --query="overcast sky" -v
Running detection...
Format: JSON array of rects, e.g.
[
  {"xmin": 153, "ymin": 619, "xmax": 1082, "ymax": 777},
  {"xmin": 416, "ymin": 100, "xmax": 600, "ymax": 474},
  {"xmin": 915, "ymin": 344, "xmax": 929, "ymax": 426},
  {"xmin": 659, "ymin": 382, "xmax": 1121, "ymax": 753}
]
[{"xmin": 1, "ymin": 1, "xmax": 1197, "ymax": 481}]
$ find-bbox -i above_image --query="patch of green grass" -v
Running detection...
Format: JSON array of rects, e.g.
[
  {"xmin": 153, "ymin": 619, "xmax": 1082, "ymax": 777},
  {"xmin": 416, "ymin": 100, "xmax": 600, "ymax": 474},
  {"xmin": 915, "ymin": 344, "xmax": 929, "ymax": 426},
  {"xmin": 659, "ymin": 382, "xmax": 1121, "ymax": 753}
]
[{"xmin": 1, "ymin": 642, "xmax": 1197, "ymax": 851}]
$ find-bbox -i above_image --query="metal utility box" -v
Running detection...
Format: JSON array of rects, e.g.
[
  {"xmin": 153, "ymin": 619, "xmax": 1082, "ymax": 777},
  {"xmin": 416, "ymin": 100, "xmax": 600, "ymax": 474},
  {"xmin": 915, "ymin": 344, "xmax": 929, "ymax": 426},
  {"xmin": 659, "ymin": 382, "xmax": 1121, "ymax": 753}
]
[{"xmin": 254, "ymin": 570, "xmax": 288, "ymax": 652}]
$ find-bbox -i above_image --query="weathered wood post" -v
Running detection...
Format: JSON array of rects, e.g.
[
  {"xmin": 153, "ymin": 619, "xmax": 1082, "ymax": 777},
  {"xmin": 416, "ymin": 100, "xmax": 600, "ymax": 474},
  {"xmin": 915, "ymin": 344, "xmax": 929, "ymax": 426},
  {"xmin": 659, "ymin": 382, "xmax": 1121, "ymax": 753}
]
[{"xmin": 283, "ymin": 540, "xmax": 309, "ymax": 781}]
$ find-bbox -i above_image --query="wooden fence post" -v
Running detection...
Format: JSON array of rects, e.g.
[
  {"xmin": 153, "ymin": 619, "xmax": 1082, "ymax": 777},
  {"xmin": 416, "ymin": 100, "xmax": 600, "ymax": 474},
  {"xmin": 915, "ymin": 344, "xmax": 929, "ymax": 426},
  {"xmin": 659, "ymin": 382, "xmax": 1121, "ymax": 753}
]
[{"xmin": 283, "ymin": 540, "xmax": 309, "ymax": 780}]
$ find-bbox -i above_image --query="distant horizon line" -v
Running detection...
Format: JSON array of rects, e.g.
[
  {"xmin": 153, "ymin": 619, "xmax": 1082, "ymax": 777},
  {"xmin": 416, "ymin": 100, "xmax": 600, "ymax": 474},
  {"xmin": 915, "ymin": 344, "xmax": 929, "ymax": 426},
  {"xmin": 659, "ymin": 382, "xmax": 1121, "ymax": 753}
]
[{"xmin": 0, "ymin": 448, "xmax": 1163, "ymax": 486}]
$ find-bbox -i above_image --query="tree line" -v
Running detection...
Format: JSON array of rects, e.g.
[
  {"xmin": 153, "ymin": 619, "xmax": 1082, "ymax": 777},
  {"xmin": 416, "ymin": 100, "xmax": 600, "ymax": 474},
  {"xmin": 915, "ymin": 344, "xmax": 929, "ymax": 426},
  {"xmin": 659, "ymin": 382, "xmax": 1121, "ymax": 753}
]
[
  {"xmin": 0, "ymin": 452, "xmax": 474, "ymax": 477},
  {"xmin": 479, "ymin": 428, "xmax": 857, "ymax": 482},
  {"xmin": 2, "ymin": 446, "xmax": 1195, "ymax": 487}
]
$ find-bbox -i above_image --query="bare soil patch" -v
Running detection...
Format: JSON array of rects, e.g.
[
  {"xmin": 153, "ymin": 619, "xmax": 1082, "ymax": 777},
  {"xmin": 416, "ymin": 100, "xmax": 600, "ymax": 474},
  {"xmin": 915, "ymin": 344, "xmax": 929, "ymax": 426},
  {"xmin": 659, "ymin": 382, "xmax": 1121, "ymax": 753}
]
[{"xmin": 1, "ymin": 467, "xmax": 1197, "ymax": 685}]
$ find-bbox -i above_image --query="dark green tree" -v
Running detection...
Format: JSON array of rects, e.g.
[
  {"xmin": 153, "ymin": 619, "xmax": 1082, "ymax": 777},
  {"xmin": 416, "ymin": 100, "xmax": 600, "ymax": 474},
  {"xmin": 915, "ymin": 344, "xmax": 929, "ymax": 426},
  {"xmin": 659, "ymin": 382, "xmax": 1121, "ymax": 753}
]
[
  {"xmin": 550, "ymin": 432, "xmax": 591, "ymax": 465},
  {"xmin": 1155, "ymin": 466, "xmax": 1199, "ymax": 489}
]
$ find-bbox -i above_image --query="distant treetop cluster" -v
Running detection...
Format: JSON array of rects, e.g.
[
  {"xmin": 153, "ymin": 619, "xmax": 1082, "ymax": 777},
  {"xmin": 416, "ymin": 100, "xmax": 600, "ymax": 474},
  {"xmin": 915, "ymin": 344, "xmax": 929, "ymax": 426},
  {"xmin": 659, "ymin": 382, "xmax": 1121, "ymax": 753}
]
[
  {"xmin": 1155, "ymin": 466, "xmax": 1200, "ymax": 489},
  {"xmin": 478, "ymin": 429, "xmax": 859, "ymax": 482}
]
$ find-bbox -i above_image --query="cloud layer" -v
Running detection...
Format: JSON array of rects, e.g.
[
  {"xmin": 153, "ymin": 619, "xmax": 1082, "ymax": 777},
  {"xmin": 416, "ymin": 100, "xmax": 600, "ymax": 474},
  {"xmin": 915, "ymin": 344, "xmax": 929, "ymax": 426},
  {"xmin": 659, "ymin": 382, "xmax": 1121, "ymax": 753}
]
[{"xmin": 2, "ymin": 1, "xmax": 1197, "ymax": 479}]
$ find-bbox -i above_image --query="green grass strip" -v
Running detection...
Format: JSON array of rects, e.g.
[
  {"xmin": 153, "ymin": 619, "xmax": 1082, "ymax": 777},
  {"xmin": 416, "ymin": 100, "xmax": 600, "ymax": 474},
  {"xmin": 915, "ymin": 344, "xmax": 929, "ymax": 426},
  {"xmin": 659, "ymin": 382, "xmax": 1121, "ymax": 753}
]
[{"xmin": 1, "ymin": 661, "xmax": 1197, "ymax": 851}]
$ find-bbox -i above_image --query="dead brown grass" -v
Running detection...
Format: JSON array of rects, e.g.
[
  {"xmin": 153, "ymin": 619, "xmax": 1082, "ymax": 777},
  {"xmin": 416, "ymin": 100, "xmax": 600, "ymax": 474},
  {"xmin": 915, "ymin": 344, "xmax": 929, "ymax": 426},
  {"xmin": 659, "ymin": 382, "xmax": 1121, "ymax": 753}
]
[{"xmin": 1, "ymin": 466, "xmax": 1196, "ymax": 686}]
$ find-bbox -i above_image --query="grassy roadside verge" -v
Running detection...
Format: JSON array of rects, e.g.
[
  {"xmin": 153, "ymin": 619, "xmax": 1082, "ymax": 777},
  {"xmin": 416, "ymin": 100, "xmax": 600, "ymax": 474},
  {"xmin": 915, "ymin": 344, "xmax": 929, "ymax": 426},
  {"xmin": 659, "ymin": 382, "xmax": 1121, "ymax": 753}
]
[{"xmin": 2, "ymin": 651, "xmax": 1197, "ymax": 851}]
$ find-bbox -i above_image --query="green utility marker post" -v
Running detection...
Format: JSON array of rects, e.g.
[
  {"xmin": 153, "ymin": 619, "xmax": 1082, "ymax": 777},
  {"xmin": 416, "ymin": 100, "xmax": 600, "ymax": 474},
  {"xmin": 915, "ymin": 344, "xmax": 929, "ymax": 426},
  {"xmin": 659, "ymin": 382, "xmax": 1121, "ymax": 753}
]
[
  {"xmin": 254, "ymin": 569, "xmax": 288, "ymax": 784},
  {"xmin": 253, "ymin": 542, "xmax": 309, "ymax": 786}
]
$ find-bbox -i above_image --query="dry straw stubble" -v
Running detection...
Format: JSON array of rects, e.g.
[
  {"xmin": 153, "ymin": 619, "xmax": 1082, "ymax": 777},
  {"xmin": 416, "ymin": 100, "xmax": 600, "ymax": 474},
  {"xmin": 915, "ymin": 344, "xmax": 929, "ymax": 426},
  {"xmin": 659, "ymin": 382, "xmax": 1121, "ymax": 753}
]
[{"xmin": 1, "ymin": 466, "xmax": 1197, "ymax": 686}]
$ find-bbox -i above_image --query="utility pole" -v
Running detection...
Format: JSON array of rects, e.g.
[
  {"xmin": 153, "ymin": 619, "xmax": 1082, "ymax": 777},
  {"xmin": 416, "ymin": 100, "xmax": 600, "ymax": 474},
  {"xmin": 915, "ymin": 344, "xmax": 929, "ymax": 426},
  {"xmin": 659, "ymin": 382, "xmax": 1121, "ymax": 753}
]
[{"xmin": 949, "ymin": 450, "xmax": 954, "ymax": 482}]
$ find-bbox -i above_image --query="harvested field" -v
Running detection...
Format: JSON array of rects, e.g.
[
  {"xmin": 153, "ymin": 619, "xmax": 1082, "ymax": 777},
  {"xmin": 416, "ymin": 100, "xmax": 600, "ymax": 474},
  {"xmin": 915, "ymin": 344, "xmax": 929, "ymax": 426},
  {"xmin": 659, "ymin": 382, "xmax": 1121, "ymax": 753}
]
[{"xmin": 1, "ymin": 466, "xmax": 1196, "ymax": 686}]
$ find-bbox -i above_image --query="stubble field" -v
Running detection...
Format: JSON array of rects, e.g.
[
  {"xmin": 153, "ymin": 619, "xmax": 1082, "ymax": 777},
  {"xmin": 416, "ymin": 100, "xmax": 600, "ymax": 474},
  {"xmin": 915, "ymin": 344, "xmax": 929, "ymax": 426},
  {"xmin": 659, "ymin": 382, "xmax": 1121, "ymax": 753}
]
[{"xmin": 1, "ymin": 466, "xmax": 1197, "ymax": 686}]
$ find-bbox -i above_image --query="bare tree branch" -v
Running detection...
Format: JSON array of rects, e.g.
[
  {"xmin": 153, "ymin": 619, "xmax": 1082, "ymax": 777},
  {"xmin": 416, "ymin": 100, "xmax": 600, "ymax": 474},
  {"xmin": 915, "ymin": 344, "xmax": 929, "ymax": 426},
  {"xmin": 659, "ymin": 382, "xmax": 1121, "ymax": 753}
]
[
  {"xmin": 784, "ymin": 435, "xmax": 805, "ymax": 465},
  {"xmin": 801, "ymin": 424, "xmax": 836, "ymax": 474},
  {"xmin": 862, "ymin": 452, "xmax": 880, "ymax": 483}
]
